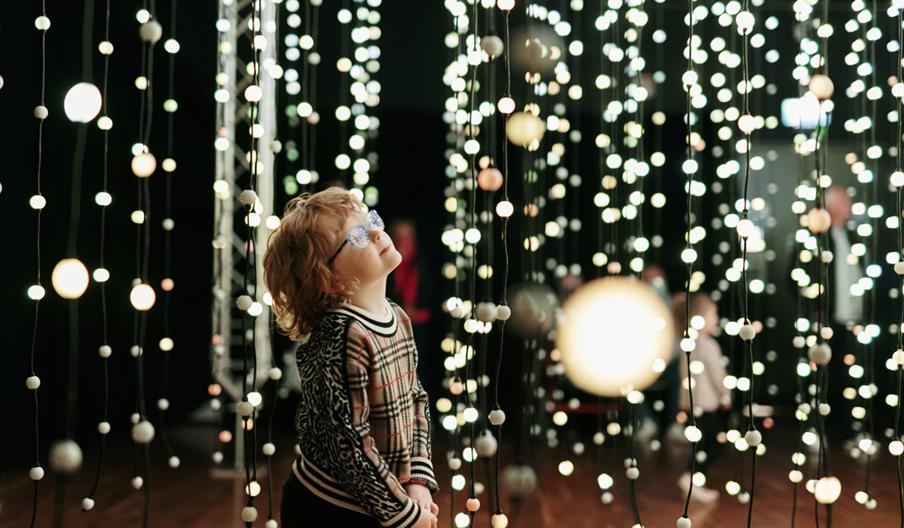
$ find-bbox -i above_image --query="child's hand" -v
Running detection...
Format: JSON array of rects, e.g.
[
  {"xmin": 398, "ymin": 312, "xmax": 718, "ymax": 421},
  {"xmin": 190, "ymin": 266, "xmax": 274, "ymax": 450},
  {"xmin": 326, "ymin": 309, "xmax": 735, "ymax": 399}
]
[
  {"xmin": 413, "ymin": 505, "xmax": 438, "ymax": 528},
  {"xmin": 405, "ymin": 483, "xmax": 434, "ymax": 510}
]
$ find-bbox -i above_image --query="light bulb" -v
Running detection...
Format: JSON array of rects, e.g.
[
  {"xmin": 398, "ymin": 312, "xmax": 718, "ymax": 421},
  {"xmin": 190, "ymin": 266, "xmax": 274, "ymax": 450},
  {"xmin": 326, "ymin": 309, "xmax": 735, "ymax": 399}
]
[
  {"xmin": 814, "ymin": 476, "xmax": 842, "ymax": 504},
  {"xmin": 738, "ymin": 114, "xmax": 756, "ymax": 135},
  {"xmin": 478, "ymin": 168, "xmax": 504, "ymax": 192},
  {"xmin": 130, "ymin": 283, "xmax": 157, "ymax": 311},
  {"xmin": 736, "ymin": 218, "xmax": 756, "ymax": 239},
  {"xmin": 809, "ymin": 74, "xmax": 834, "ymax": 101},
  {"xmin": 806, "ymin": 208, "xmax": 832, "ymax": 234},
  {"xmin": 497, "ymin": 96, "xmax": 516, "ymax": 114},
  {"xmin": 557, "ymin": 277, "xmax": 674, "ymax": 396},
  {"xmin": 505, "ymin": 112, "xmax": 545, "ymax": 147},
  {"xmin": 736, "ymin": 11, "xmax": 755, "ymax": 34},
  {"xmin": 131, "ymin": 152, "xmax": 157, "ymax": 178},
  {"xmin": 63, "ymin": 83, "xmax": 103, "ymax": 123},
  {"xmin": 51, "ymin": 258, "xmax": 90, "ymax": 299}
]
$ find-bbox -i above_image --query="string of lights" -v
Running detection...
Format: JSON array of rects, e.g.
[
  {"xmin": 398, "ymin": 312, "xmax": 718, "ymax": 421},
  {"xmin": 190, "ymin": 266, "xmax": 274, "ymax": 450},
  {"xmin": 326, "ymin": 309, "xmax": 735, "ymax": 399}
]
[
  {"xmin": 81, "ymin": 0, "xmax": 114, "ymax": 514},
  {"xmin": 463, "ymin": 0, "xmax": 486, "ymax": 520},
  {"xmin": 891, "ymin": 0, "xmax": 904, "ymax": 524},
  {"xmin": 260, "ymin": 3, "xmax": 284, "ymax": 526},
  {"xmin": 789, "ymin": 6, "xmax": 815, "ymax": 525},
  {"xmin": 488, "ymin": 2, "xmax": 514, "ymax": 527},
  {"xmin": 678, "ymin": 0, "xmax": 702, "ymax": 523},
  {"xmin": 48, "ymin": 0, "xmax": 98, "ymax": 520},
  {"xmin": 734, "ymin": 2, "xmax": 764, "ymax": 525},
  {"xmin": 157, "ymin": 0, "xmax": 181, "ymax": 477},
  {"xmin": 26, "ymin": 2, "xmax": 52, "ymax": 525},
  {"xmin": 236, "ymin": 0, "xmax": 265, "ymax": 524},
  {"xmin": 845, "ymin": 0, "xmax": 882, "ymax": 508},
  {"xmin": 336, "ymin": 0, "xmax": 352, "ymax": 187},
  {"xmin": 802, "ymin": 0, "xmax": 845, "ymax": 521},
  {"xmin": 129, "ymin": 5, "xmax": 165, "ymax": 527},
  {"xmin": 440, "ymin": 3, "xmax": 469, "ymax": 524}
]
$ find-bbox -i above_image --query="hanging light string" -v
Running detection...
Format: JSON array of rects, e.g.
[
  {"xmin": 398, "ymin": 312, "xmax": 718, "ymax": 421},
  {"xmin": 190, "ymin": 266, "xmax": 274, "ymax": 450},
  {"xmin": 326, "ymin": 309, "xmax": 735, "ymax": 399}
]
[
  {"xmin": 723, "ymin": 6, "xmax": 745, "ymax": 504},
  {"xmin": 734, "ymin": 1, "xmax": 761, "ymax": 525},
  {"xmin": 612, "ymin": 12, "xmax": 641, "ymax": 524},
  {"xmin": 82, "ymin": 0, "xmax": 114, "ymax": 513},
  {"xmin": 789, "ymin": 8, "xmax": 811, "ymax": 526},
  {"xmin": 130, "ymin": 2, "xmax": 163, "ymax": 526},
  {"xmin": 679, "ymin": 0, "xmax": 701, "ymax": 520},
  {"xmin": 856, "ymin": 0, "xmax": 879, "ymax": 507},
  {"xmin": 596, "ymin": 1, "xmax": 606, "ymax": 275},
  {"xmin": 631, "ymin": 1, "xmax": 646, "ymax": 278},
  {"xmin": 48, "ymin": 1, "xmax": 96, "ymax": 525},
  {"xmin": 609, "ymin": 6, "xmax": 621, "ymax": 275},
  {"xmin": 157, "ymin": 0, "xmax": 180, "ymax": 476},
  {"xmin": 210, "ymin": 0, "xmax": 230, "ymax": 471},
  {"xmin": 236, "ymin": 0, "xmax": 264, "ymax": 524},
  {"xmin": 592, "ymin": 0, "xmax": 614, "ymax": 507},
  {"xmin": 27, "ymin": 1, "xmax": 51, "ymax": 525},
  {"xmin": 806, "ymin": 0, "xmax": 836, "ymax": 524},
  {"xmin": 262, "ymin": 3, "xmax": 284, "ymax": 525},
  {"xmin": 624, "ymin": 4, "xmax": 647, "ymax": 523},
  {"xmin": 472, "ymin": 4, "xmax": 495, "ymax": 515},
  {"xmin": 489, "ymin": 3, "xmax": 514, "ymax": 527},
  {"xmin": 301, "ymin": 0, "xmax": 321, "ymax": 187},
  {"xmin": 893, "ymin": 0, "xmax": 904, "ymax": 522},
  {"xmin": 443, "ymin": 7, "xmax": 466, "ymax": 523},
  {"xmin": 337, "ymin": 0, "xmax": 351, "ymax": 185},
  {"xmin": 567, "ymin": 4, "xmax": 582, "ymax": 276},
  {"xmin": 462, "ymin": 0, "xmax": 481, "ymax": 521}
]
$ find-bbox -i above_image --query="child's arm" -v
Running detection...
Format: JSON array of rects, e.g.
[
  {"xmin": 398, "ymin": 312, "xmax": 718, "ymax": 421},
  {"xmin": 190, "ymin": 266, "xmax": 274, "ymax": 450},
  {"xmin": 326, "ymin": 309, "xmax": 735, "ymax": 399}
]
[
  {"xmin": 410, "ymin": 375, "xmax": 439, "ymax": 494},
  {"xmin": 328, "ymin": 326, "xmax": 425, "ymax": 528}
]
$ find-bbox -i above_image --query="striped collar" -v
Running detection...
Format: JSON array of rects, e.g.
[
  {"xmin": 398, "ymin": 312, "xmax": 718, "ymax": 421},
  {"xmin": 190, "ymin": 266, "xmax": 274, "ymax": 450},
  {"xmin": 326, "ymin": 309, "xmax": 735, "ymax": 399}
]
[{"xmin": 329, "ymin": 300, "xmax": 398, "ymax": 337}]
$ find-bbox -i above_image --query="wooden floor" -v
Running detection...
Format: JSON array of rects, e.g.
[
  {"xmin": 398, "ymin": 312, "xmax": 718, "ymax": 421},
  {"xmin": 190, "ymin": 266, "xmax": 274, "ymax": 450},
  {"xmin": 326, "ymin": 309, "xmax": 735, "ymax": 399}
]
[{"xmin": 2, "ymin": 424, "xmax": 903, "ymax": 527}]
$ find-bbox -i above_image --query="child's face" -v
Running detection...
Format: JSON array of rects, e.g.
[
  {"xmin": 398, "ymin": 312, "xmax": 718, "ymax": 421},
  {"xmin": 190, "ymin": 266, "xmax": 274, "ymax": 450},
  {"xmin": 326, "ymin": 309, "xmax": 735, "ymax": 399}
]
[{"xmin": 330, "ymin": 208, "xmax": 402, "ymax": 287}]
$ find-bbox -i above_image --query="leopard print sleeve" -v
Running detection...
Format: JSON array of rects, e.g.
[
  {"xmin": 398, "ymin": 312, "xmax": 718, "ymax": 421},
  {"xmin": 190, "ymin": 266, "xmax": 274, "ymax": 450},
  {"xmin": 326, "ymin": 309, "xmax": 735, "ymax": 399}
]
[{"xmin": 325, "ymin": 319, "xmax": 422, "ymax": 527}]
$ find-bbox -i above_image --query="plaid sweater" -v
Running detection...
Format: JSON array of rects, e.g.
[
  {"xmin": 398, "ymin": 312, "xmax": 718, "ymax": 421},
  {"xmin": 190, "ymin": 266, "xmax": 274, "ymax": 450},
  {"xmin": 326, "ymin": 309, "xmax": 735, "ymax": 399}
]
[{"xmin": 292, "ymin": 299, "xmax": 437, "ymax": 527}]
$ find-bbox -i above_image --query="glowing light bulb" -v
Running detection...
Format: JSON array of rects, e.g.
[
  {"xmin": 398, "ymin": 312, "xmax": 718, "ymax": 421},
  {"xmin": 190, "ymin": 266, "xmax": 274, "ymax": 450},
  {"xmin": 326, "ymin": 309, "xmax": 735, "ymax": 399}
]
[
  {"xmin": 505, "ymin": 112, "xmax": 545, "ymax": 147},
  {"xmin": 557, "ymin": 277, "xmax": 674, "ymax": 396},
  {"xmin": 51, "ymin": 258, "xmax": 90, "ymax": 299},
  {"xmin": 814, "ymin": 476, "xmax": 842, "ymax": 504},
  {"xmin": 131, "ymin": 152, "xmax": 157, "ymax": 178},
  {"xmin": 130, "ymin": 283, "xmax": 157, "ymax": 311},
  {"xmin": 63, "ymin": 83, "xmax": 103, "ymax": 123},
  {"xmin": 497, "ymin": 96, "xmax": 516, "ymax": 114},
  {"xmin": 806, "ymin": 208, "xmax": 832, "ymax": 234}
]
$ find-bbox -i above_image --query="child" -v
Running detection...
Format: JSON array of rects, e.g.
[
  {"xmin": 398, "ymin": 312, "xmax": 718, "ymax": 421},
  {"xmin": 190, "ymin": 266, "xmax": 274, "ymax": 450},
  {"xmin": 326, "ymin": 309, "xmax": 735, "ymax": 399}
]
[
  {"xmin": 264, "ymin": 187, "xmax": 439, "ymax": 528},
  {"xmin": 674, "ymin": 292, "xmax": 730, "ymax": 503}
]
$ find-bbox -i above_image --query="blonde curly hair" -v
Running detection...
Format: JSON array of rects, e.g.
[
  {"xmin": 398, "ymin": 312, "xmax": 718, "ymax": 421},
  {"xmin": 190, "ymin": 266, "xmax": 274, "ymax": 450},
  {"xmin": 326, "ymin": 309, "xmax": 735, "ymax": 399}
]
[{"xmin": 264, "ymin": 187, "xmax": 362, "ymax": 340}]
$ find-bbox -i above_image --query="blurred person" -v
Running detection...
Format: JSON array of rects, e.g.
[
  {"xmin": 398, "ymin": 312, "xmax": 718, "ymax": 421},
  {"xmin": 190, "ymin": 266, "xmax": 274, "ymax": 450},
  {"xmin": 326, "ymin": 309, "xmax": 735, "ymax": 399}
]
[
  {"xmin": 825, "ymin": 185, "xmax": 864, "ymax": 443},
  {"xmin": 624, "ymin": 265, "xmax": 679, "ymax": 445},
  {"xmin": 674, "ymin": 292, "xmax": 730, "ymax": 503},
  {"xmin": 788, "ymin": 185, "xmax": 863, "ymax": 443},
  {"xmin": 387, "ymin": 220, "xmax": 439, "ymax": 397}
]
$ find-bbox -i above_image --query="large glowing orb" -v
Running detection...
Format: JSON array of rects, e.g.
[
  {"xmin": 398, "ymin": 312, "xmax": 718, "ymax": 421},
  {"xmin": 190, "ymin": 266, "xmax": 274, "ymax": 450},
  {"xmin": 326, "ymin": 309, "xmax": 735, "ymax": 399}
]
[{"xmin": 557, "ymin": 277, "xmax": 674, "ymax": 397}]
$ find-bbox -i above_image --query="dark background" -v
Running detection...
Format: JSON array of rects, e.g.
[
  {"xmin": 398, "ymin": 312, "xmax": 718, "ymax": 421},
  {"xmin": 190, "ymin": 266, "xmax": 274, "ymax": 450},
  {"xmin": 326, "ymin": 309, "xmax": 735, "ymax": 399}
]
[{"xmin": 1, "ymin": 1, "xmax": 902, "ymax": 474}]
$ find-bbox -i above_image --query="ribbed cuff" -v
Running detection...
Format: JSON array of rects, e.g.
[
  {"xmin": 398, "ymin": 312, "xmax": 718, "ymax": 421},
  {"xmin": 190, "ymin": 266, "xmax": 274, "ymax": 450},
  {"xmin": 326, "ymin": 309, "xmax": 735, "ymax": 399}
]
[{"xmin": 410, "ymin": 457, "xmax": 439, "ymax": 494}]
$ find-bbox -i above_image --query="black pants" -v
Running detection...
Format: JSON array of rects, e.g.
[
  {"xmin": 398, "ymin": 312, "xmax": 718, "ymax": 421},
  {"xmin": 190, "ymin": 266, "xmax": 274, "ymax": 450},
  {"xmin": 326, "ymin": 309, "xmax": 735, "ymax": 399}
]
[
  {"xmin": 280, "ymin": 472, "xmax": 379, "ymax": 528},
  {"xmin": 691, "ymin": 411, "xmax": 725, "ymax": 475}
]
